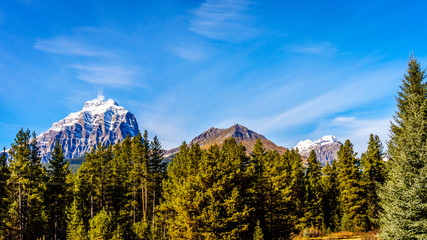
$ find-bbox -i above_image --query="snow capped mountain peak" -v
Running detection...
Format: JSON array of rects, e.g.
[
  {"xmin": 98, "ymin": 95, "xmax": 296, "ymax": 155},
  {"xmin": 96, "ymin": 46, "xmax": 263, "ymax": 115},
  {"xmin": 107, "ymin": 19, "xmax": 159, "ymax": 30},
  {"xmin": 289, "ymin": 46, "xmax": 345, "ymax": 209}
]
[
  {"xmin": 37, "ymin": 98, "xmax": 139, "ymax": 162},
  {"xmin": 314, "ymin": 135, "xmax": 338, "ymax": 146},
  {"xmin": 294, "ymin": 139, "xmax": 313, "ymax": 151},
  {"xmin": 82, "ymin": 98, "xmax": 121, "ymax": 113},
  {"xmin": 293, "ymin": 135, "xmax": 342, "ymax": 165},
  {"xmin": 294, "ymin": 135, "xmax": 338, "ymax": 151}
]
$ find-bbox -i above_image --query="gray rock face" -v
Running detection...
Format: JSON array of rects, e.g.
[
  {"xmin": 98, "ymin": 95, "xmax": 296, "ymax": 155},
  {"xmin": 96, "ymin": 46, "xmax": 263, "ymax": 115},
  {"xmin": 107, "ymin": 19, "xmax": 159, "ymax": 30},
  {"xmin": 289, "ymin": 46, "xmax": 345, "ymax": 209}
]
[
  {"xmin": 294, "ymin": 135, "xmax": 342, "ymax": 165},
  {"xmin": 37, "ymin": 98, "xmax": 139, "ymax": 162}
]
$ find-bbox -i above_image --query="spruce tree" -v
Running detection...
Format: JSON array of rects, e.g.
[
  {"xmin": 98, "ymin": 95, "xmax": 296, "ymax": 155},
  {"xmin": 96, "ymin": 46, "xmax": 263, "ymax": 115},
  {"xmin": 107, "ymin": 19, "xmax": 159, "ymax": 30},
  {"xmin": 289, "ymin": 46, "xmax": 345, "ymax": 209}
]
[
  {"xmin": 302, "ymin": 150, "xmax": 323, "ymax": 230},
  {"xmin": 0, "ymin": 147, "xmax": 10, "ymax": 237},
  {"xmin": 6, "ymin": 129, "xmax": 47, "ymax": 240},
  {"xmin": 161, "ymin": 140, "xmax": 252, "ymax": 239},
  {"xmin": 67, "ymin": 199, "xmax": 87, "ymax": 240},
  {"xmin": 148, "ymin": 135, "xmax": 166, "ymax": 230},
  {"xmin": 337, "ymin": 140, "xmax": 367, "ymax": 231},
  {"xmin": 253, "ymin": 220, "xmax": 264, "ymax": 240},
  {"xmin": 249, "ymin": 138, "xmax": 267, "ymax": 235},
  {"xmin": 360, "ymin": 134, "xmax": 385, "ymax": 230},
  {"xmin": 263, "ymin": 149, "xmax": 305, "ymax": 238},
  {"xmin": 380, "ymin": 57, "xmax": 427, "ymax": 239},
  {"xmin": 46, "ymin": 139, "xmax": 71, "ymax": 240},
  {"xmin": 88, "ymin": 208, "xmax": 114, "ymax": 240},
  {"xmin": 321, "ymin": 160, "xmax": 340, "ymax": 232}
]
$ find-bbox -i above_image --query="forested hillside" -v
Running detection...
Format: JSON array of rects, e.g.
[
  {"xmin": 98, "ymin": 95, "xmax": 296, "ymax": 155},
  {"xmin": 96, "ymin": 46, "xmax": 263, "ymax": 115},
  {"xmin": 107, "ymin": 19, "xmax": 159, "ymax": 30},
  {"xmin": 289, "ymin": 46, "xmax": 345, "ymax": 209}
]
[{"xmin": 0, "ymin": 58, "xmax": 426, "ymax": 239}]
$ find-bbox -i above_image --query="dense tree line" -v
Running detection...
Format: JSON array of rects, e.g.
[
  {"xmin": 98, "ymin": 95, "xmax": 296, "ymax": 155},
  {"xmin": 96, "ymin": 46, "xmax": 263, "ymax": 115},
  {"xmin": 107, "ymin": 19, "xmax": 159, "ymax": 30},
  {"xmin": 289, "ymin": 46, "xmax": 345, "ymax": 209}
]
[
  {"xmin": 0, "ymin": 58, "xmax": 426, "ymax": 239},
  {"xmin": 0, "ymin": 130, "xmax": 386, "ymax": 239}
]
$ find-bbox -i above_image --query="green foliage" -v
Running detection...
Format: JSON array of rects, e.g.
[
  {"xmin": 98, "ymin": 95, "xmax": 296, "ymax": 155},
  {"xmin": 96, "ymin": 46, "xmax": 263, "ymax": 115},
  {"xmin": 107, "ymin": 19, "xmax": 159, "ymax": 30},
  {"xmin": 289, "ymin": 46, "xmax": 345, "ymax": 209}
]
[
  {"xmin": 162, "ymin": 139, "xmax": 252, "ymax": 239},
  {"xmin": 67, "ymin": 199, "xmax": 87, "ymax": 240},
  {"xmin": 6, "ymin": 129, "xmax": 47, "ymax": 239},
  {"xmin": 301, "ymin": 150, "xmax": 323, "ymax": 229},
  {"xmin": 253, "ymin": 220, "xmax": 264, "ymax": 240},
  {"xmin": 46, "ymin": 139, "xmax": 71, "ymax": 240},
  {"xmin": 133, "ymin": 220, "xmax": 151, "ymax": 240},
  {"xmin": 0, "ymin": 147, "xmax": 10, "ymax": 237},
  {"xmin": 360, "ymin": 134, "xmax": 385, "ymax": 230},
  {"xmin": 256, "ymin": 148, "xmax": 305, "ymax": 239},
  {"xmin": 337, "ymin": 140, "xmax": 368, "ymax": 231},
  {"xmin": 380, "ymin": 57, "xmax": 427, "ymax": 239},
  {"xmin": 321, "ymin": 160, "xmax": 340, "ymax": 232},
  {"xmin": 111, "ymin": 224, "xmax": 125, "ymax": 240},
  {"xmin": 88, "ymin": 208, "xmax": 113, "ymax": 240},
  {"xmin": 0, "ymin": 123, "xmax": 402, "ymax": 239}
]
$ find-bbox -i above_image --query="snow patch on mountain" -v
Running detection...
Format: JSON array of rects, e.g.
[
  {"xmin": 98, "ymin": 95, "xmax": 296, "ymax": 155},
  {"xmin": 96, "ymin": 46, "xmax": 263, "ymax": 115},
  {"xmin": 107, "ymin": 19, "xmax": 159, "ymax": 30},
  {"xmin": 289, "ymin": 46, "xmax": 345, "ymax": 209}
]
[
  {"xmin": 37, "ymin": 98, "xmax": 139, "ymax": 162},
  {"xmin": 294, "ymin": 135, "xmax": 341, "ymax": 165}
]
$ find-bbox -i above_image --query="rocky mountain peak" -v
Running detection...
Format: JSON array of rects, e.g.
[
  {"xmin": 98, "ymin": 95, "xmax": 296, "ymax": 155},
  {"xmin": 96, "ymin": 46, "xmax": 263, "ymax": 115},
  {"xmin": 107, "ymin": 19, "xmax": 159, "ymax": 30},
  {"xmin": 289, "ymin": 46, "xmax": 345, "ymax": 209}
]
[
  {"xmin": 82, "ymin": 98, "xmax": 119, "ymax": 110},
  {"xmin": 37, "ymin": 98, "xmax": 139, "ymax": 162},
  {"xmin": 165, "ymin": 124, "xmax": 287, "ymax": 157},
  {"xmin": 294, "ymin": 135, "xmax": 342, "ymax": 165}
]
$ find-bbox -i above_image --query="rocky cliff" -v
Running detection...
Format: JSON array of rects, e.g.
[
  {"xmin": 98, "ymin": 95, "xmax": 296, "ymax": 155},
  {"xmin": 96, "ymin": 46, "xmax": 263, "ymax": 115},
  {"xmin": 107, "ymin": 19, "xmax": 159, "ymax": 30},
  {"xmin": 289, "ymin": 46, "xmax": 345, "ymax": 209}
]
[
  {"xmin": 37, "ymin": 97, "xmax": 139, "ymax": 162},
  {"xmin": 294, "ymin": 135, "xmax": 342, "ymax": 165}
]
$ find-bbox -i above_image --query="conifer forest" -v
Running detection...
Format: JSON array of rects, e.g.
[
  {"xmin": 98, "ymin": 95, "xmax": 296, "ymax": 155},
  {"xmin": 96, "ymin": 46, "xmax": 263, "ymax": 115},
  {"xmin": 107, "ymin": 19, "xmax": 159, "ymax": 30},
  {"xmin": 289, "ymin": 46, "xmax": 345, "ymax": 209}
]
[{"xmin": 0, "ymin": 58, "xmax": 427, "ymax": 239}]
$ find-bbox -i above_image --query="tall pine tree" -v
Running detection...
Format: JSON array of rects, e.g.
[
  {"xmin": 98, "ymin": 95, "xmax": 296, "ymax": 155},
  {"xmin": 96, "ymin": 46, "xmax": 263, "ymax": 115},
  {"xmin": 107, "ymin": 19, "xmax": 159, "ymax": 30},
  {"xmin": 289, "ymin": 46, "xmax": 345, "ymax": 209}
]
[
  {"xmin": 6, "ymin": 129, "xmax": 46, "ymax": 240},
  {"xmin": 321, "ymin": 160, "xmax": 340, "ymax": 232},
  {"xmin": 337, "ymin": 140, "xmax": 367, "ymax": 231},
  {"xmin": 46, "ymin": 139, "xmax": 71, "ymax": 240},
  {"xmin": 380, "ymin": 57, "xmax": 427, "ymax": 239},
  {"xmin": 301, "ymin": 150, "xmax": 323, "ymax": 230},
  {"xmin": 360, "ymin": 134, "xmax": 385, "ymax": 230},
  {"xmin": 0, "ymin": 147, "xmax": 10, "ymax": 238}
]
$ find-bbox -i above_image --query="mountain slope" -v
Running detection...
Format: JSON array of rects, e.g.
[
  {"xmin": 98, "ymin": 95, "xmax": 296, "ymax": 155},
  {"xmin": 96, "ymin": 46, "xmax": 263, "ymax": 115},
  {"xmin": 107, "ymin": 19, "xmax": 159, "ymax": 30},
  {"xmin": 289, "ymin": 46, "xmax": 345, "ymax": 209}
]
[
  {"xmin": 165, "ymin": 124, "xmax": 287, "ymax": 157},
  {"xmin": 294, "ymin": 135, "xmax": 342, "ymax": 165},
  {"xmin": 37, "ymin": 97, "xmax": 139, "ymax": 162}
]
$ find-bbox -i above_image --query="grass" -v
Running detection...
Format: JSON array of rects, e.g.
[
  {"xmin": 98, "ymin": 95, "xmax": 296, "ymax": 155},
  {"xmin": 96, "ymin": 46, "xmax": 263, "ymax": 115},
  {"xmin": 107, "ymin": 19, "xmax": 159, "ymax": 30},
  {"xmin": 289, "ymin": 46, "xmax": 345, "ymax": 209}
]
[{"xmin": 292, "ymin": 230, "xmax": 379, "ymax": 240}]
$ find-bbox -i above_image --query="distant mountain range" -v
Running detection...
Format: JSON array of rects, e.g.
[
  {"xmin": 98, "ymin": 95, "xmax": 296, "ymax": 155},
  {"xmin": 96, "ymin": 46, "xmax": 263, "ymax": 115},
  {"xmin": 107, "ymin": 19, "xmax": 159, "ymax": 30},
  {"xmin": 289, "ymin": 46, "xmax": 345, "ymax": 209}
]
[
  {"xmin": 164, "ymin": 124, "xmax": 288, "ymax": 157},
  {"xmin": 31, "ymin": 97, "xmax": 341, "ymax": 164},
  {"xmin": 293, "ymin": 135, "xmax": 342, "ymax": 165},
  {"xmin": 37, "ymin": 97, "xmax": 139, "ymax": 162}
]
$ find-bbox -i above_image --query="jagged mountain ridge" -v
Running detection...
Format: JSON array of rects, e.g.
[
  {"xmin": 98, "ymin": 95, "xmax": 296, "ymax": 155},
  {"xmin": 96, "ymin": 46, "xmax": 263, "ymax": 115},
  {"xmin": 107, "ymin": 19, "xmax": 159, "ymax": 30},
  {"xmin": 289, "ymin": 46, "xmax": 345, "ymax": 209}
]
[
  {"xmin": 37, "ymin": 97, "xmax": 139, "ymax": 162},
  {"xmin": 293, "ymin": 135, "xmax": 342, "ymax": 165},
  {"xmin": 165, "ymin": 124, "xmax": 287, "ymax": 157}
]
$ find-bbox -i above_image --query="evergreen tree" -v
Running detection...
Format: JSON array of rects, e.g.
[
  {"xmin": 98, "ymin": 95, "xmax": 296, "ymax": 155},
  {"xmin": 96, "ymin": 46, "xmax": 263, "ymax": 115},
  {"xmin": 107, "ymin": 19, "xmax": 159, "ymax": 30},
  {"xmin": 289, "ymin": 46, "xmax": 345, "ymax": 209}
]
[
  {"xmin": 337, "ymin": 140, "xmax": 367, "ymax": 231},
  {"xmin": 27, "ymin": 131, "xmax": 47, "ymax": 238},
  {"xmin": 380, "ymin": 57, "xmax": 427, "ymax": 239},
  {"xmin": 161, "ymin": 140, "xmax": 252, "ymax": 239},
  {"xmin": 360, "ymin": 134, "xmax": 385, "ymax": 230},
  {"xmin": 148, "ymin": 135, "xmax": 166, "ymax": 230},
  {"xmin": 321, "ymin": 160, "xmax": 340, "ymax": 232},
  {"xmin": 0, "ymin": 147, "xmax": 10, "ymax": 238},
  {"xmin": 88, "ymin": 208, "xmax": 114, "ymax": 240},
  {"xmin": 253, "ymin": 220, "xmax": 264, "ymax": 240},
  {"xmin": 301, "ymin": 150, "xmax": 323, "ymax": 230},
  {"xmin": 46, "ymin": 139, "xmax": 71, "ymax": 240},
  {"xmin": 66, "ymin": 199, "xmax": 87, "ymax": 240},
  {"xmin": 110, "ymin": 136, "xmax": 133, "ymax": 236},
  {"xmin": 263, "ymin": 149, "xmax": 305, "ymax": 239},
  {"xmin": 6, "ymin": 129, "xmax": 47, "ymax": 240},
  {"xmin": 248, "ymin": 138, "xmax": 267, "ymax": 235}
]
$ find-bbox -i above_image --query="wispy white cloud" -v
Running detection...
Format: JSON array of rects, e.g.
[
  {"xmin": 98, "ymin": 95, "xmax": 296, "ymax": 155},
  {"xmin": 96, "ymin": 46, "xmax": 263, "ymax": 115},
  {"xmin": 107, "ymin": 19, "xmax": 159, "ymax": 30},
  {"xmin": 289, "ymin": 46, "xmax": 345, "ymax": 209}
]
[
  {"xmin": 35, "ymin": 37, "xmax": 114, "ymax": 57},
  {"xmin": 259, "ymin": 62, "xmax": 401, "ymax": 133},
  {"xmin": 287, "ymin": 41, "xmax": 338, "ymax": 55},
  {"xmin": 71, "ymin": 65, "xmax": 139, "ymax": 87},
  {"xmin": 35, "ymin": 32, "xmax": 143, "ymax": 88},
  {"xmin": 189, "ymin": 0, "xmax": 260, "ymax": 42},
  {"xmin": 168, "ymin": 40, "xmax": 208, "ymax": 61},
  {"xmin": 330, "ymin": 116, "xmax": 391, "ymax": 155}
]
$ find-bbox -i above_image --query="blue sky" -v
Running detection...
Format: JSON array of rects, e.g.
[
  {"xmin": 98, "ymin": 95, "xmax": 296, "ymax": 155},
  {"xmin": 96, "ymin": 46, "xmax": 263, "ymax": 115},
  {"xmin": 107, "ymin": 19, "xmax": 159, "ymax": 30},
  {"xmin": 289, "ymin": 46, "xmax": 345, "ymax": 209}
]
[{"xmin": 1, "ymin": 0, "xmax": 426, "ymax": 155}]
